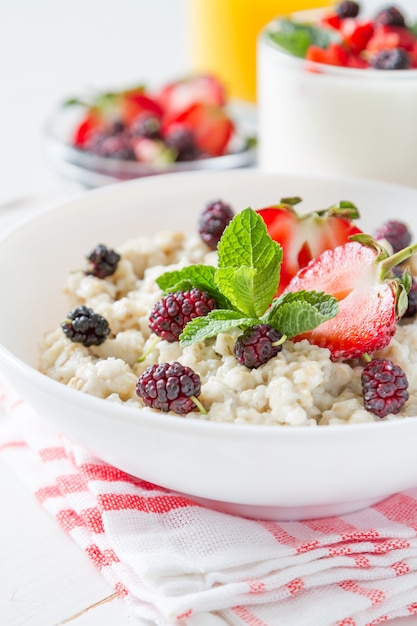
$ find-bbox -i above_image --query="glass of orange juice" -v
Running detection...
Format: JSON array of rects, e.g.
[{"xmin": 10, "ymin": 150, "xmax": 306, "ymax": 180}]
[{"xmin": 185, "ymin": 0, "xmax": 333, "ymax": 102}]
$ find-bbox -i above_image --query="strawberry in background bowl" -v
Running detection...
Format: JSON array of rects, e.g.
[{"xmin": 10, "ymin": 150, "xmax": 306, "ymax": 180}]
[{"xmin": 44, "ymin": 74, "xmax": 257, "ymax": 188}]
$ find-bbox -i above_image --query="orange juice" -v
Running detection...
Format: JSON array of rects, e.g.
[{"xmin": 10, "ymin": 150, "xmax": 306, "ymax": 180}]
[{"xmin": 185, "ymin": 0, "xmax": 332, "ymax": 102}]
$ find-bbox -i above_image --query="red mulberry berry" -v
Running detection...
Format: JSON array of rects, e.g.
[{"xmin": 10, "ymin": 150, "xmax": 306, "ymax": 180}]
[
  {"xmin": 234, "ymin": 324, "xmax": 284, "ymax": 369},
  {"xmin": 149, "ymin": 288, "xmax": 217, "ymax": 342},
  {"xmin": 361, "ymin": 358, "xmax": 409, "ymax": 418},
  {"xmin": 61, "ymin": 306, "xmax": 110, "ymax": 347},
  {"xmin": 86, "ymin": 244, "xmax": 121, "ymax": 278},
  {"xmin": 198, "ymin": 199, "xmax": 235, "ymax": 250},
  {"xmin": 136, "ymin": 361, "xmax": 202, "ymax": 414}
]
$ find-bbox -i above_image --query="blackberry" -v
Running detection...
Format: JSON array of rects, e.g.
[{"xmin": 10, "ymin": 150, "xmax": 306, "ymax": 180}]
[
  {"xmin": 371, "ymin": 48, "xmax": 410, "ymax": 70},
  {"xmin": 61, "ymin": 306, "xmax": 110, "ymax": 347},
  {"xmin": 234, "ymin": 324, "xmax": 284, "ymax": 369},
  {"xmin": 374, "ymin": 220, "xmax": 412, "ymax": 253},
  {"xmin": 404, "ymin": 280, "xmax": 417, "ymax": 317},
  {"xmin": 198, "ymin": 199, "xmax": 235, "ymax": 250},
  {"xmin": 86, "ymin": 243, "xmax": 121, "ymax": 278},
  {"xmin": 149, "ymin": 288, "xmax": 217, "ymax": 342},
  {"xmin": 129, "ymin": 114, "xmax": 161, "ymax": 140},
  {"xmin": 374, "ymin": 5, "xmax": 406, "ymax": 28},
  {"xmin": 136, "ymin": 361, "xmax": 202, "ymax": 414},
  {"xmin": 336, "ymin": 1, "xmax": 360, "ymax": 19},
  {"xmin": 87, "ymin": 132, "xmax": 135, "ymax": 160},
  {"xmin": 164, "ymin": 126, "xmax": 201, "ymax": 161},
  {"xmin": 393, "ymin": 267, "xmax": 417, "ymax": 318},
  {"xmin": 361, "ymin": 358, "xmax": 409, "ymax": 418}
]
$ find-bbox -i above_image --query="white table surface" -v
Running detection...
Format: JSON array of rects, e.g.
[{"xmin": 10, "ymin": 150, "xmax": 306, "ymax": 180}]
[{"xmin": 2, "ymin": 0, "xmax": 417, "ymax": 624}]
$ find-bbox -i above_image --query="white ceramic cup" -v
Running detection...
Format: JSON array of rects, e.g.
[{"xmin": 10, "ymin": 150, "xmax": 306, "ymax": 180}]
[{"xmin": 257, "ymin": 11, "xmax": 417, "ymax": 187}]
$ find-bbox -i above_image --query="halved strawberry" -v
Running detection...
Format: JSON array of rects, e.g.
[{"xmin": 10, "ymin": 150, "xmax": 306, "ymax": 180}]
[
  {"xmin": 120, "ymin": 89, "xmax": 163, "ymax": 126},
  {"xmin": 73, "ymin": 109, "xmax": 107, "ymax": 147},
  {"xmin": 257, "ymin": 200, "xmax": 362, "ymax": 295},
  {"xmin": 340, "ymin": 18, "xmax": 374, "ymax": 54},
  {"xmin": 284, "ymin": 236, "xmax": 415, "ymax": 360},
  {"xmin": 157, "ymin": 74, "xmax": 226, "ymax": 116},
  {"xmin": 320, "ymin": 13, "xmax": 342, "ymax": 31},
  {"xmin": 162, "ymin": 102, "xmax": 234, "ymax": 157}
]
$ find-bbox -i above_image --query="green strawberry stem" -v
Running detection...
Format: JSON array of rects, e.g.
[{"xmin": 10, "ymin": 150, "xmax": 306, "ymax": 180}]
[{"xmin": 379, "ymin": 242, "xmax": 417, "ymax": 279}]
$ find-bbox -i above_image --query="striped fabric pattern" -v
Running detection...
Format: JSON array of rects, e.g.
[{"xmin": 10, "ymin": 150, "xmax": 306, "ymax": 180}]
[{"xmin": 1, "ymin": 378, "xmax": 417, "ymax": 626}]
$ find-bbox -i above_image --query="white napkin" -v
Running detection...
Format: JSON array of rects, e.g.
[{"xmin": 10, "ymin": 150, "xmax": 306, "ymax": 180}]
[{"xmin": 1, "ymin": 377, "xmax": 417, "ymax": 626}]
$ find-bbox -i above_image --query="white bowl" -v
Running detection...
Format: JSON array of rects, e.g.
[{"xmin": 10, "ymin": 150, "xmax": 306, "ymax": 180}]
[
  {"xmin": 257, "ymin": 10, "xmax": 417, "ymax": 188},
  {"xmin": 1, "ymin": 169, "xmax": 417, "ymax": 521}
]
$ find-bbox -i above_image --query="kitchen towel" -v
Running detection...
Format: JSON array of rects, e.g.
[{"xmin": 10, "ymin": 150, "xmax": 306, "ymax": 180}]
[{"xmin": 1, "ymin": 378, "xmax": 417, "ymax": 626}]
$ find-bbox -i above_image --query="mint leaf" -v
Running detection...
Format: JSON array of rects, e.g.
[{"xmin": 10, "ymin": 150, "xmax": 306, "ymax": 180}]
[
  {"xmin": 180, "ymin": 310, "xmax": 259, "ymax": 347},
  {"xmin": 268, "ymin": 19, "xmax": 340, "ymax": 58},
  {"xmin": 155, "ymin": 265, "xmax": 231, "ymax": 309},
  {"xmin": 216, "ymin": 208, "xmax": 282, "ymax": 316},
  {"xmin": 265, "ymin": 291, "xmax": 339, "ymax": 338},
  {"xmin": 156, "ymin": 265, "xmax": 216, "ymax": 292}
]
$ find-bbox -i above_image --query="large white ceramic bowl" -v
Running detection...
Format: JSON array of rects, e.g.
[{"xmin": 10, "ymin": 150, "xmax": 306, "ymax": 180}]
[{"xmin": 1, "ymin": 170, "xmax": 417, "ymax": 521}]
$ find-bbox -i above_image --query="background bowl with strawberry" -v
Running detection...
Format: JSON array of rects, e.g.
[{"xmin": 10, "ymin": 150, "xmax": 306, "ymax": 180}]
[
  {"xmin": 43, "ymin": 74, "xmax": 257, "ymax": 188},
  {"xmin": 257, "ymin": 2, "xmax": 417, "ymax": 187},
  {"xmin": 3, "ymin": 169, "xmax": 417, "ymax": 521}
]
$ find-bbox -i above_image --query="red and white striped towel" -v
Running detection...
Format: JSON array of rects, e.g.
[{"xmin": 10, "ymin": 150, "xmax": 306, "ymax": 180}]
[{"xmin": 1, "ymin": 379, "xmax": 417, "ymax": 626}]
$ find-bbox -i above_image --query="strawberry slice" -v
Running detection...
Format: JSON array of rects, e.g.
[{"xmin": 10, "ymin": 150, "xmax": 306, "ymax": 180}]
[
  {"xmin": 73, "ymin": 109, "xmax": 106, "ymax": 147},
  {"xmin": 340, "ymin": 18, "xmax": 374, "ymax": 54},
  {"xmin": 257, "ymin": 200, "xmax": 362, "ymax": 295},
  {"xmin": 284, "ymin": 236, "xmax": 415, "ymax": 360},
  {"xmin": 120, "ymin": 89, "xmax": 163, "ymax": 126},
  {"xmin": 162, "ymin": 102, "xmax": 234, "ymax": 157},
  {"xmin": 157, "ymin": 74, "xmax": 226, "ymax": 116}
]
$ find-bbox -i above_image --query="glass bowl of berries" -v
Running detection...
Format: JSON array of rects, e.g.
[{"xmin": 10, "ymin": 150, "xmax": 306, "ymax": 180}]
[
  {"xmin": 257, "ymin": 2, "xmax": 417, "ymax": 187},
  {"xmin": 2, "ymin": 169, "xmax": 417, "ymax": 521},
  {"xmin": 43, "ymin": 73, "xmax": 257, "ymax": 188}
]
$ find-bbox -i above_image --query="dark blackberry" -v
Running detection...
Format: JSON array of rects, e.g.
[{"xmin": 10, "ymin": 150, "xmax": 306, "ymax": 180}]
[
  {"xmin": 234, "ymin": 324, "xmax": 284, "ymax": 369},
  {"xmin": 198, "ymin": 199, "xmax": 235, "ymax": 250},
  {"xmin": 61, "ymin": 306, "xmax": 110, "ymax": 347},
  {"xmin": 374, "ymin": 5, "xmax": 406, "ymax": 27},
  {"xmin": 87, "ymin": 132, "xmax": 135, "ymax": 160},
  {"xmin": 371, "ymin": 48, "xmax": 411, "ymax": 70},
  {"xmin": 164, "ymin": 126, "xmax": 201, "ymax": 161},
  {"xmin": 336, "ymin": 1, "xmax": 360, "ymax": 19},
  {"xmin": 149, "ymin": 288, "xmax": 218, "ymax": 342},
  {"xmin": 361, "ymin": 358, "xmax": 409, "ymax": 418},
  {"xmin": 405, "ymin": 280, "xmax": 417, "ymax": 317},
  {"xmin": 393, "ymin": 267, "xmax": 417, "ymax": 318},
  {"xmin": 136, "ymin": 361, "xmax": 202, "ymax": 414},
  {"xmin": 129, "ymin": 114, "xmax": 161, "ymax": 140},
  {"xmin": 86, "ymin": 244, "xmax": 121, "ymax": 279},
  {"xmin": 374, "ymin": 220, "xmax": 412, "ymax": 253}
]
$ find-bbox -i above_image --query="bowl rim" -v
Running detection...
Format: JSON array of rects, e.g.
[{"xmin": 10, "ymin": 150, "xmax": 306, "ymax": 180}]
[{"xmin": 1, "ymin": 168, "xmax": 417, "ymax": 438}]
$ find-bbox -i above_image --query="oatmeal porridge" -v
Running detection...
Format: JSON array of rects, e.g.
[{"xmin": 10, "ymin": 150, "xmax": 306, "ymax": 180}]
[{"xmin": 39, "ymin": 207, "xmax": 417, "ymax": 426}]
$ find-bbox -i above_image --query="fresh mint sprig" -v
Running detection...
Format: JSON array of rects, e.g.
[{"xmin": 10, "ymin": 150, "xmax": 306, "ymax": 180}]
[
  {"xmin": 155, "ymin": 207, "xmax": 339, "ymax": 348},
  {"xmin": 268, "ymin": 18, "xmax": 341, "ymax": 58}
]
